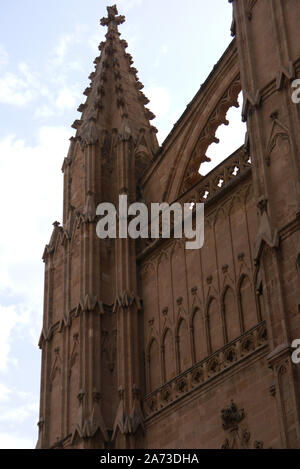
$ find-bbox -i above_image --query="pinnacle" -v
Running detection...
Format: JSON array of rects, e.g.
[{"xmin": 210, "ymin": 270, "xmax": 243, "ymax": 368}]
[{"xmin": 71, "ymin": 5, "xmax": 158, "ymax": 155}]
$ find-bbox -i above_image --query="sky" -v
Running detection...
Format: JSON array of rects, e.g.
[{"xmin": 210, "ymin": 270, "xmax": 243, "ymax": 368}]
[{"xmin": 0, "ymin": 0, "xmax": 246, "ymax": 449}]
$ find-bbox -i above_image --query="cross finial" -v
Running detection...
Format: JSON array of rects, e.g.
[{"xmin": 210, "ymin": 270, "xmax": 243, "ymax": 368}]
[{"xmin": 100, "ymin": 5, "xmax": 125, "ymax": 30}]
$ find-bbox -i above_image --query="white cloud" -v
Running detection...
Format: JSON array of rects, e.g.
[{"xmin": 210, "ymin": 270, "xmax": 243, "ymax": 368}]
[
  {"xmin": 18, "ymin": 62, "xmax": 38, "ymax": 85},
  {"xmin": 0, "ymin": 400, "xmax": 38, "ymax": 425},
  {"xmin": 66, "ymin": 61, "xmax": 83, "ymax": 71},
  {"xmin": 0, "ymin": 71, "xmax": 35, "ymax": 106},
  {"xmin": 143, "ymin": 86, "xmax": 171, "ymax": 143},
  {"xmin": 49, "ymin": 26, "xmax": 88, "ymax": 68},
  {"xmin": 0, "ymin": 381, "xmax": 39, "ymax": 448},
  {"xmin": 117, "ymin": 0, "xmax": 143, "ymax": 12},
  {"xmin": 0, "ymin": 126, "xmax": 71, "ymax": 365},
  {"xmin": 0, "ymin": 125, "xmax": 70, "ymax": 448},
  {"xmin": 55, "ymin": 86, "xmax": 81, "ymax": 111},
  {"xmin": 0, "ymin": 31, "xmax": 84, "ymax": 111},
  {"xmin": 0, "ymin": 126, "xmax": 69, "ymax": 265},
  {"xmin": 161, "ymin": 44, "xmax": 168, "ymax": 55},
  {"xmin": 144, "ymin": 86, "xmax": 170, "ymax": 118},
  {"xmin": 88, "ymin": 32, "xmax": 106, "ymax": 52},
  {"xmin": 34, "ymin": 104, "xmax": 55, "ymax": 118},
  {"xmin": 0, "ymin": 383, "xmax": 11, "ymax": 402},
  {"xmin": 0, "ymin": 305, "xmax": 29, "ymax": 372},
  {"xmin": 0, "ymin": 60, "xmax": 47, "ymax": 107},
  {"xmin": 52, "ymin": 34, "xmax": 74, "ymax": 66},
  {"xmin": 0, "ymin": 45, "xmax": 8, "ymax": 69},
  {"xmin": 0, "ymin": 432, "xmax": 35, "ymax": 449},
  {"xmin": 35, "ymin": 84, "xmax": 82, "ymax": 117}
]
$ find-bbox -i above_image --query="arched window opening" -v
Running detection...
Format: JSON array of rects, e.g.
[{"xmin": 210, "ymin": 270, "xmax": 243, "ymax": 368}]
[{"xmin": 200, "ymin": 92, "xmax": 246, "ymax": 176}]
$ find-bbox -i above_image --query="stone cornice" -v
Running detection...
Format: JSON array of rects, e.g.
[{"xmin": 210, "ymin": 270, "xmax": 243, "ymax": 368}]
[
  {"xmin": 38, "ymin": 298, "xmax": 112, "ymax": 349},
  {"xmin": 144, "ymin": 321, "xmax": 268, "ymax": 423},
  {"xmin": 137, "ymin": 146, "xmax": 252, "ymax": 264}
]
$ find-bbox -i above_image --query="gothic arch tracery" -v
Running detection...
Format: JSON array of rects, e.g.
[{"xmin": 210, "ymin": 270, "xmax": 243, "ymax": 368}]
[{"xmin": 238, "ymin": 274, "xmax": 258, "ymax": 332}]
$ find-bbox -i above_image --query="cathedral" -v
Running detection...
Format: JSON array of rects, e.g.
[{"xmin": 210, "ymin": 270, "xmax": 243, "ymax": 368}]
[{"xmin": 37, "ymin": 1, "xmax": 300, "ymax": 449}]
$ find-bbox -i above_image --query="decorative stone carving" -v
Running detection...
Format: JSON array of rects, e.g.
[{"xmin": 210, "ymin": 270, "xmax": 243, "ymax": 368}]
[
  {"xmin": 100, "ymin": 5, "xmax": 125, "ymax": 29},
  {"xmin": 113, "ymin": 291, "xmax": 142, "ymax": 312},
  {"xmin": 82, "ymin": 191, "xmax": 96, "ymax": 223},
  {"xmin": 87, "ymin": 390, "xmax": 109, "ymax": 441},
  {"xmin": 266, "ymin": 114, "xmax": 290, "ymax": 167},
  {"xmin": 220, "ymin": 400, "xmax": 265, "ymax": 449},
  {"xmin": 276, "ymin": 62, "xmax": 295, "ymax": 90},
  {"xmin": 128, "ymin": 385, "xmax": 144, "ymax": 434},
  {"xmin": 50, "ymin": 347, "xmax": 62, "ymax": 392},
  {"xmin": 78, "ymin": 117, "xmax": 99, "ymax": 147},
  {"xmin": 257, "ymin": 197, "xmax": 268, "ymax": 215},
  {"xmin": 221, "ymin": 400, "xmax": 245, "ymax": 430},
  {"xmin": 242, "ymin": 90, "xmax": 261, "ymax": 122},
  {"xmin": 112, "ymin": 387, "xmax": 129, "ymax": 440},
  {"xmin": 70, "ymin": 390, "xmax": 88, "ymax": 445},
  {"xmin": 179, "ymin": 146, "xmax": 251, "ymax": 208},
  {"xmin": 144, "ymin": 322, "xmax": 268, "ymax": 418}
]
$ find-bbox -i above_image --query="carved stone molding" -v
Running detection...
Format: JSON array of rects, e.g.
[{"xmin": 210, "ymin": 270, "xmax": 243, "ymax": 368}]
[
  {"xmin": 276, "ymin": 62, "xmax": 295, "ymax": 91},
  {"xmin": 242, "ymin": 90, "xmax": 261, "ymax": 122},
  {"xmin": 38, "ymin": 299, "xmax": 108, "ymax": 349},
  {"xmin": 221, "ymin": 400, "xmax": 244, "ymax": 430},
  {"xmin": 113, "ymin": 291, "xmax": 142, "ymax": 313},
  {"xmin": 144, "ymin": 321, "xmax": 267, "ymax": 418},
  {"xmin": 181, "ymin": 146, "xmax": 251, "ymax": 207}
]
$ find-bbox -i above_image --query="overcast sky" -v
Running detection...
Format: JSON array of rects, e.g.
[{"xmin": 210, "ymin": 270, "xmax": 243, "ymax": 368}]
[{"xmin": 0, "ymin": 0, "xmax": 245, "ymax": 448}]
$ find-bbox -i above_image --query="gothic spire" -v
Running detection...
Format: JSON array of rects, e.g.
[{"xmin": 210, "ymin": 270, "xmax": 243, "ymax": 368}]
[{"xmin": 72, "ymin": 4, "xmax": 158, "ymax": 161}]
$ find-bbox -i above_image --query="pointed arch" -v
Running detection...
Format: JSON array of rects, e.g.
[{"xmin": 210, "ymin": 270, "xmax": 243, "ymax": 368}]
[
  {"xmin": 49, "ymin": 347, "xmax": 62, "ymax": 443},
  {"xmin": 213, "ymin": 205, "xmax": 227, "ymax": 227},
  {"xmin": 238, "ymin": 274, "xmax": 258, "ymax": 332},
  {"xmin": 147, "ymin": 338, "xmax": 160, "ymax": 392},
  {"xmin": 50, "ymin": 353, "xmax": 62, "ymax": 390},
  {"xmin": 254, "ymin": 267, "xmax": 265, "ymax": 322},
  {"xmin": 68, "ymin": 335, "xmax": 80, "ymax": 432},
  {"xmin": 70, "ymin": 141, "xmax": 85, "ymax": 211},
  {"xmin": 207, "ymin": 297, "xmax": 224, "ymax": 353},
  {"xmin": 70, "ymin": 223, "xmax": 82, "ymax": 310},
  {"xmin": 176, "ymin": 317, "xmax": 191, "ymax": 374},
  {"xmin": 171, "ymin": 68, "xmax": 241, "ymax": 198},
  {"xmin": 162, "ymin": 328, "xmax": 175, "ymax": 383},
  {"xmin": 69, "ymin": 336, "xmax": 79, "ymax": 370},
  {"xmin": 191, "ymin": 307, "xmax": 206, "ymax": 363},
  {"xmin": 52, "ymin": 239, "xmax": 65, "ymax": 325},
  {"xmin": 222, "ymin": 286, "xmax": 241, "ymax": 342}
]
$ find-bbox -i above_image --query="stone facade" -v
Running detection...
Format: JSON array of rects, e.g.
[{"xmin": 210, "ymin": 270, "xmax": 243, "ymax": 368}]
[{"xmin": 37, "ymin": 2, "xmax": 300, "ymax": 449}]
